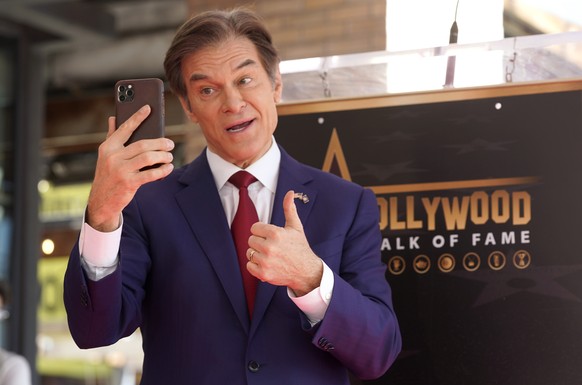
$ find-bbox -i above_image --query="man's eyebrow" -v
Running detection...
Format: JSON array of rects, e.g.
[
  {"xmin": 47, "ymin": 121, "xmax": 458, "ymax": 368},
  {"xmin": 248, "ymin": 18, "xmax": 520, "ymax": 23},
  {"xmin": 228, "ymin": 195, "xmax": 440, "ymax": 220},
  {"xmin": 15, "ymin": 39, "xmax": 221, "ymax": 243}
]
[
  {"xmin": 190, "ymin": 73, "xmax": 207, "ymax": 82},
  {"xmin": 189, "ymin": 59, "xmax": 258, "ymax": 82},
  {"xmin": 237, "ymin": 58, "xmax": 257, "ymax": 70}
]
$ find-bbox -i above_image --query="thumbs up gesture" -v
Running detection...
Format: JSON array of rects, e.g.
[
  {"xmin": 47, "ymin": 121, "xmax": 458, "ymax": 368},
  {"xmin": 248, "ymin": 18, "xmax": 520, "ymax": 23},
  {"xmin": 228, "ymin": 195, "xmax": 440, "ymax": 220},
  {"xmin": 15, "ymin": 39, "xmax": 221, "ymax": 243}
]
[{"xmin": 247, "ymin": 190, "xmax": 323, "ymax": 296}]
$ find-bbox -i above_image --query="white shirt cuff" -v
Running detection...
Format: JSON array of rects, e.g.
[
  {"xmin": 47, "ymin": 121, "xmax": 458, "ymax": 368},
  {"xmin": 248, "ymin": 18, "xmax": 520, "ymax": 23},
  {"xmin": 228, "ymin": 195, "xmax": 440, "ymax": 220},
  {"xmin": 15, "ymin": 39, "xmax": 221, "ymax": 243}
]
[
  {"xmin": 79, "ymin": 213, "xmax": 122, "ymax": 280},
  {"xmin": 288, "ymin": 260, "xmax": 334, "ymax": 325}
]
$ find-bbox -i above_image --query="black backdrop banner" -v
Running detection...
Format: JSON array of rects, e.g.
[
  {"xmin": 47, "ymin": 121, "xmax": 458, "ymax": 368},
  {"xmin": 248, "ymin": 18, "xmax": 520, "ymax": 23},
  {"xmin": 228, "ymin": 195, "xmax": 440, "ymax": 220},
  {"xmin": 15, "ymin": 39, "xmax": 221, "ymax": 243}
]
[{"xmin": 275, "ymin": 82, "xmax": 582, "ymax": 385}]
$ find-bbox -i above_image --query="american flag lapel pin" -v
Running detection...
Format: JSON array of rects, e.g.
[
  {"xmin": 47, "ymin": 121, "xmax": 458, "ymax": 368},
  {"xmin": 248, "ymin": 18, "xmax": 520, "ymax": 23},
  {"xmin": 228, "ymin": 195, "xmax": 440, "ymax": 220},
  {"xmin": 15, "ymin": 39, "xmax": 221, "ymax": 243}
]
[{"xmin": 294, "ymin": 192, "xmax": 309, "ymax": 204}]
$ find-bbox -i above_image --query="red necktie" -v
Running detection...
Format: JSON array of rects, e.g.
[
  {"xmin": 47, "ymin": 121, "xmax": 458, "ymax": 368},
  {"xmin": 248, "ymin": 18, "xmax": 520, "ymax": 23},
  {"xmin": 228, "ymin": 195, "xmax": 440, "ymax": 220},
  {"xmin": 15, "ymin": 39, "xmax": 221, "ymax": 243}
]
[{"xmin": 229, "ymin": 171, "xmax": 259, "ymax": 318}]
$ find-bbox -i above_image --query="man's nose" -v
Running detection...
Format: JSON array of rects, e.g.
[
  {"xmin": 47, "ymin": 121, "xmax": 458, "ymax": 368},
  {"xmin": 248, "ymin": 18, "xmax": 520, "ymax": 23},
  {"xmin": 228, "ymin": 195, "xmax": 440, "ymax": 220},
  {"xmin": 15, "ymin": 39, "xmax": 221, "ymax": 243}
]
[{"xmin": 221, "ymin": 87, "xmax": 246, "ymax": 114}]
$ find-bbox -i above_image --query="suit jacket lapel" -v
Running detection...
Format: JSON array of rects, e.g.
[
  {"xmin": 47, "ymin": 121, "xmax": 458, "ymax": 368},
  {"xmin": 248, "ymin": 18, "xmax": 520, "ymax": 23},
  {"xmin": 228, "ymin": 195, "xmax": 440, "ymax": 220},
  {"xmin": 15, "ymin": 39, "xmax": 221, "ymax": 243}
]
[{"xmin": 174, "ymin": 154, "xmax": 251, "ymax": 332}]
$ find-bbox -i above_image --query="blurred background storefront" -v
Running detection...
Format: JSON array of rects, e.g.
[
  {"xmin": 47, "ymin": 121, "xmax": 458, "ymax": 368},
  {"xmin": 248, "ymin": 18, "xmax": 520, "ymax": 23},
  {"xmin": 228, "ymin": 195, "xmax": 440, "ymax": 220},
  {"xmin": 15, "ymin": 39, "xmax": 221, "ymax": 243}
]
[{"xmin": 0, "ymin": 0, "xmax": 581, "ymax": 384}]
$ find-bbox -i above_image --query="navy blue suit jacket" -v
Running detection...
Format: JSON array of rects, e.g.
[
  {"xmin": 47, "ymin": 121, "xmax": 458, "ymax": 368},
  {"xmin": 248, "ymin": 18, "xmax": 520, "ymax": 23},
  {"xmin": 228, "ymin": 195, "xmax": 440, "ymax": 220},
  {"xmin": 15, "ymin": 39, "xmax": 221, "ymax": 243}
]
[{"xmin": 64, "ymin": 146, "xmax": 401, "ymax": 385}]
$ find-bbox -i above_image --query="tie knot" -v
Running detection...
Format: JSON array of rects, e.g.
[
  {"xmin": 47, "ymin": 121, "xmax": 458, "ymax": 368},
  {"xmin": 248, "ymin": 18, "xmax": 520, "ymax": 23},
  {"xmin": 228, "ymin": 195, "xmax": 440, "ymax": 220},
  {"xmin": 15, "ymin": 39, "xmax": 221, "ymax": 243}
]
[{"xmin": 229, "ymin": 170, "xmax": 257, "ymax": 189}]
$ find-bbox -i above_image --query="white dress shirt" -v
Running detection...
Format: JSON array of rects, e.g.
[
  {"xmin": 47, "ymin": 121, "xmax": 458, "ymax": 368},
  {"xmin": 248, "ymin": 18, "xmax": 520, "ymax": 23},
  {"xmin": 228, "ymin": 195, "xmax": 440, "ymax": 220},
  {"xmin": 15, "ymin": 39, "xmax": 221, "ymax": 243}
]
[
  {"xmin": 0, "ymin": 349, "xmax": 32, "ymax": 385},
  {"xmin": 79, "ymin": 137, "xmax": 333, "ymax": 324}
]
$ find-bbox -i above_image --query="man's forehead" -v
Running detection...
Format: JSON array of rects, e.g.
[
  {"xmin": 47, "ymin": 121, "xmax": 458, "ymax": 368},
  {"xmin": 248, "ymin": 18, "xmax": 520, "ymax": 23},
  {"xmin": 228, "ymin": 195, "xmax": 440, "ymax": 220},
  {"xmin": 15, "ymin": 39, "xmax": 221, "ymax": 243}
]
[
  {"xmin": 187, "ymin": 58, "xmax": 259, "ymax": 82},
  {"xmin": 185, "ymin": 39, "xmax": 262, "ymax": 79}
]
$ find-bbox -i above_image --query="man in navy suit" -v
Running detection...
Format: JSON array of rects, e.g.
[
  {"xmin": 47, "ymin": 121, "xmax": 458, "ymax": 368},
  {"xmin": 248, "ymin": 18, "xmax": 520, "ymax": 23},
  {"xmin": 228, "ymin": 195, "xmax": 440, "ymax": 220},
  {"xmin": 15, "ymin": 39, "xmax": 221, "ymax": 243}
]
[{"xmin": 64, "ymin": 7, "xmax": 401, "ymax": 385}]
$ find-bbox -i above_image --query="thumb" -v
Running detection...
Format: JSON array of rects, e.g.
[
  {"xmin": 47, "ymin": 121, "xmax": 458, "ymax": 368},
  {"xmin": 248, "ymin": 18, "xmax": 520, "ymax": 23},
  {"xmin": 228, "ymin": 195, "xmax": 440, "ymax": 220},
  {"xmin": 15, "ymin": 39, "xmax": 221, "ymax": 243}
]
[
  {"xmin": 107, "ymin": 116, "xmax": 117, "ymax": 138},
  {"xmin": 283, "ymin": 190, "xmax": 303, "ymax": 231}
]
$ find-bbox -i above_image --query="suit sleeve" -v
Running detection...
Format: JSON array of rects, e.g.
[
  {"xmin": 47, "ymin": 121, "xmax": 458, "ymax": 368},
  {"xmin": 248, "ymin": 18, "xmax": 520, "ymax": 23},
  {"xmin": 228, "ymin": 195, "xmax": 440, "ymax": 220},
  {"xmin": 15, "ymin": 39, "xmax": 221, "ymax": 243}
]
[
  {"xmin": 63, "ymin": 201, "xmax": 148, "ymax": 349},
  {"xmin": 306, "ymin": 188, "xmax": 402, "ymax": 379}
]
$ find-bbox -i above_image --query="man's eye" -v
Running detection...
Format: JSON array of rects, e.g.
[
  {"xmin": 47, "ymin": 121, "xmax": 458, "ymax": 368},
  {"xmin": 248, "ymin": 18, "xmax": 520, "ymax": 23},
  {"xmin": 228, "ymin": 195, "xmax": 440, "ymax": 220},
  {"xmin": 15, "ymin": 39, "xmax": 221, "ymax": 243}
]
[
  {"xmin": 201, "ymin": 87, "xmax": 214, "ymax": 96},
  {"xmin": 240, "ymin": 77, "xmax": 252, "ymax": 85}
]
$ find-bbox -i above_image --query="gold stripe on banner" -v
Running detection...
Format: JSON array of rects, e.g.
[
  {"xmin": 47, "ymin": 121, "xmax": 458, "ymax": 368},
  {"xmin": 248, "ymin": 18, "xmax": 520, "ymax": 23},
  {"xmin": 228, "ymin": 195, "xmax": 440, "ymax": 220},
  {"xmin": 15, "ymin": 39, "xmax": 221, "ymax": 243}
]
[{"xmin": 367, "ymin": 176, "xmax": 541, "ymax": 194}]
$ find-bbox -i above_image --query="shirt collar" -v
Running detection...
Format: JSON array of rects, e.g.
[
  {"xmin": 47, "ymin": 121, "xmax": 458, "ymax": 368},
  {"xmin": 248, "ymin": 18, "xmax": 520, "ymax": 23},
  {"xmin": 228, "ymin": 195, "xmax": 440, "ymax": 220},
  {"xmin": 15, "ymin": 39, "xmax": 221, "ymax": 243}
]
[{"xmin": 206, "ymin": 136, "xmax": 280, "ymax": 194}]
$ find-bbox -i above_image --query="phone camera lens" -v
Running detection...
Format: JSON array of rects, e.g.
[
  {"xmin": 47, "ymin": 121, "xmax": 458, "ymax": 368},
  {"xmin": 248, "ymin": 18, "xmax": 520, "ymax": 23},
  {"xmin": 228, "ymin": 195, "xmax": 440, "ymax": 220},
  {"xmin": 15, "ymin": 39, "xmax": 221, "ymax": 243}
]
[
  {"xmin": 119, "ymin": 94, "xmax": 126, "ymax": 102},
  {"xmin": 126, "ymin": 89, "xmax": 134, "ymax": 97},
  {"xmin": 119, "ymin": 85, "xmax": 126, "ymax": 92}
]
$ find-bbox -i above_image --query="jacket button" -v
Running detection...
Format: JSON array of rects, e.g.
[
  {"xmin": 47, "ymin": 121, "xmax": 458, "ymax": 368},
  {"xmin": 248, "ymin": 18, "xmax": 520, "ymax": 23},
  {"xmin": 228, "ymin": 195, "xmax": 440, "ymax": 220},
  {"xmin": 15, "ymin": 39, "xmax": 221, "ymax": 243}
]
[{"xmin": 248, "ymin": 360, "xmax": 260, "ymax": 373}]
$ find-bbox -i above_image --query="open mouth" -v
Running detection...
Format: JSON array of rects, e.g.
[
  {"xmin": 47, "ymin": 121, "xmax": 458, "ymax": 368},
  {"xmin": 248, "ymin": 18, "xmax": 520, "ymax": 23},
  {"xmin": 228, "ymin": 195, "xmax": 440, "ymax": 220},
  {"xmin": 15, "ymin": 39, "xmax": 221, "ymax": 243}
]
[{"xmin": 226, "ymin": 119, "xmax": 254, "ymax": 133}]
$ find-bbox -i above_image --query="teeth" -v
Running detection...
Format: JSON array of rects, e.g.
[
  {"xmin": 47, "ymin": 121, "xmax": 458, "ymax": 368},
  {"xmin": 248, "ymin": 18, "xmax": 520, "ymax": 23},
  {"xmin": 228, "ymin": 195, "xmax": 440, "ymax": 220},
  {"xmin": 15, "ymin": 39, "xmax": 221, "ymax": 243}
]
[{"xmin": 227, "ymin": 121, "xmax": 251, "ymax": 132}]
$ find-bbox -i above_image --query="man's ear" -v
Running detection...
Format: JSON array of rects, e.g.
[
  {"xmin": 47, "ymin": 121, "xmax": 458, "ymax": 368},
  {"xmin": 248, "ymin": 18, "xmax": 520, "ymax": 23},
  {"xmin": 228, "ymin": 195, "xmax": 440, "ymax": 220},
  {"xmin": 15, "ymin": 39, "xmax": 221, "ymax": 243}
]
[
  {"xmin": 273, "ymin": 69, "xmax": 283, "ymax": 104},
  {"xmin": 178, "ymin": 96, "xmax": 198, "ymax": 124}
]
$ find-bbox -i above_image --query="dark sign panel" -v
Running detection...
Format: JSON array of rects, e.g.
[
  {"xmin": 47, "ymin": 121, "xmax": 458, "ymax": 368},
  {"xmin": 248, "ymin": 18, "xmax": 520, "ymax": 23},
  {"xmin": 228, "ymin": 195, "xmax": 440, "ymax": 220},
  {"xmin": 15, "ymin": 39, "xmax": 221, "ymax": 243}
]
[{"xmin": 276, "ymin": 82, "xmax": 582, "ymax": 385}]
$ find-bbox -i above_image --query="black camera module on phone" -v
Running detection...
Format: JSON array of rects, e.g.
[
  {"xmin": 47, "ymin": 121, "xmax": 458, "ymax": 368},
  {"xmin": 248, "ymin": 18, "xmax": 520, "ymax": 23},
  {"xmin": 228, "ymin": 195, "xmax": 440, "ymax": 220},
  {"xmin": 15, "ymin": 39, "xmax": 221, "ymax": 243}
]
[{"xmin": 117, "ymin": 84, "xmax": 135, "ymax": 103}]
